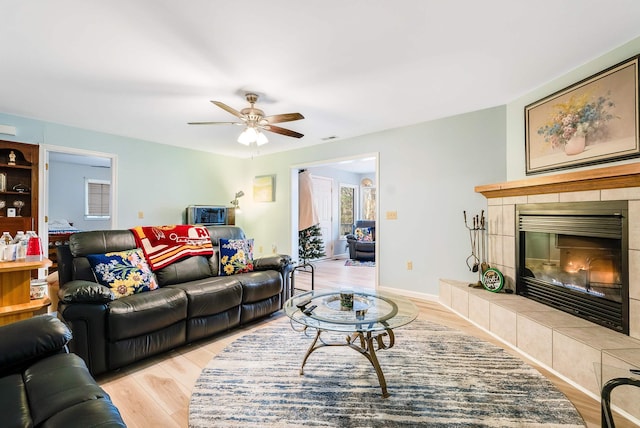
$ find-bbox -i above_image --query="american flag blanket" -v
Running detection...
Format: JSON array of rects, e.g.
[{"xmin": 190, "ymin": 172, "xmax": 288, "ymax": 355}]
[{"xmin": 130, "ymin": 225, "xmax": 213, "ymax": 271}]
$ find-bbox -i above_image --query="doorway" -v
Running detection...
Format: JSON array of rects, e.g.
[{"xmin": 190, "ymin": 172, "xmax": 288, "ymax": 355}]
[
  {"xmin": 291, "ymin": 153, "xmax": 378, "ymax": 266},
  {"xmin": 39, "ymin": 145, "xmax": 117, "ymax": 256}
]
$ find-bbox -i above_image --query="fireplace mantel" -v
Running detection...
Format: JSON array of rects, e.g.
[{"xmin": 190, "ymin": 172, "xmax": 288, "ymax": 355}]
[{"xmin": 475, "ymin": 163, "xmax": 640, "ymax": 198}]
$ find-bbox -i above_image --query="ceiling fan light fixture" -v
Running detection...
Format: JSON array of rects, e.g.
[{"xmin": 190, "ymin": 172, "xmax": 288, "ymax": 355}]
[
  {"xmin": 237, "ymin": 126, "xmax": 269, "ymax": 146},
  {"xmin": 237, "ymin": 127, "xmax": 258, "ymax": 145},
  {"xmin": 256, "ymin": 131, "xmax": 269, "ymax": 146}
]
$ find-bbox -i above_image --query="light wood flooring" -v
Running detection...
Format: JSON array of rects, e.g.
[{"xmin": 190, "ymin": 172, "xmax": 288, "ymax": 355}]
[{"xmin": 97, "ymin": 257, "xmax": 635, "ymax": 427}]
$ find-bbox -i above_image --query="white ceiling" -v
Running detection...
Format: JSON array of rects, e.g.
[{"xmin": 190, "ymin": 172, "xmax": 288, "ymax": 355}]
[{"xmin": 2, "ymin": 1, "xmax": 640, "ymax": 159}]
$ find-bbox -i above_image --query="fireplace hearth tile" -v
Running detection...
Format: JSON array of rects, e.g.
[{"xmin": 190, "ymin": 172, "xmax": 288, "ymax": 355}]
[
  {"xmin": 468, "ymin": 294, "xmax": 491, "ymax": 330},
  {"xmin": 518, "ymin": 309, "xmax": 596, "ymax": 329},
  {"xmin": 555, "ymin": 326, "xmax": 640, "ymax": 350},
  {"xmin": 491, "ymin": 297, "xmax": 552, "ymax": 312},
  {"xmin": 439, "ymin": 279, "xmax": 453, "ymax": 307},
  {"xmin": 451, "ymin": 286, "xmax": 469, "ymax": 317},
  {"xmin": 490, "ymin": 304, "xmax": 517, "ymax": 343},
  {"xmin": 553, "ymin": 330, "xmax": 601, "ymax": 394},
  {"xmin": 517, "ymin": 314, "xmax": 553, "ymax": 366},
  {"xmin": 439, "ymin": 278, "xmax": 640, "ymax": 402}
]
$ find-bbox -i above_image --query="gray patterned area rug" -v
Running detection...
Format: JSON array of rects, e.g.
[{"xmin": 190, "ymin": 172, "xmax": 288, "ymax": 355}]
[{"xmin": 189, "ymin": 318, "xmax": 585, "ymax": 427}]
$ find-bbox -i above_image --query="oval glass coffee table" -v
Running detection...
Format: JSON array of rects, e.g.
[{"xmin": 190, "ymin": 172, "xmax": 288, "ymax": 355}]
[{"xmin": 283, "ymin": 288, "xmax": 418, "ymax": 397}]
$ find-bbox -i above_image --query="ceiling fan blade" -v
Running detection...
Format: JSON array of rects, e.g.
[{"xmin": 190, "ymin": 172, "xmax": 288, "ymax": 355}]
[
  {"xmin": 211, "ymin": 100, "xmax": 245, "ymax": 119},
  {"xmin": 188, "ymin": 121, "xmax": 242, "ymax": 125},
  {"xmin": 263, "ymin": 112, "xmax": 304, "ymax": 124},
  {"xmin": 263, "ymin": 124, "xmax": 304, "ymax": 139}
]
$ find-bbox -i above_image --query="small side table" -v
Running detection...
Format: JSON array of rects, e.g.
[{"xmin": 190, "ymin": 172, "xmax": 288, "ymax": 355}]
[
  {"xmin": 0, "ymin": 258, "xmax": 52, "ymax": 326},
  {"xmin": 289, "ymin": 262, "xmax": 315, "ymax": 299}
]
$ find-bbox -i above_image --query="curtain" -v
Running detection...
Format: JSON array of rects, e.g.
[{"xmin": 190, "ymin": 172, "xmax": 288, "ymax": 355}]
[{"xmin": 298, "ymin": 170, "xmax": 318, "ymax": 231}]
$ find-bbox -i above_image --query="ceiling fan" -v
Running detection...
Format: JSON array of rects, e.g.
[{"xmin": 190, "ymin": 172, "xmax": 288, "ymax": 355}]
[{"xmin": 188, "ymin": 93, "xmax": 304, "ymax": 146}]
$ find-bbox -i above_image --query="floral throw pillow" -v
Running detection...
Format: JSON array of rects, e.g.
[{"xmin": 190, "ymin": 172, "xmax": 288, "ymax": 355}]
[
  {"xmin": 220, "ymin": 238, "xmax": 254, "ymax": 276},
  {"xmin": 354, "ymin": 227, "xmax": 373, "ymax": 242},
  {"xmin": 86, "ymin": 248, "xmax": 159, "ymax": 299}
]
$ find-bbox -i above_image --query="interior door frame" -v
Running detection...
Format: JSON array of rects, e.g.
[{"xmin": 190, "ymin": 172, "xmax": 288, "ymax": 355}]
[
  {"xmin": 39, "ymin": 144, "xmax": 118, "ymax": 251},
  {"xmin": 290, "ymin": 152, "xmax": 379, "ymax": 283}
]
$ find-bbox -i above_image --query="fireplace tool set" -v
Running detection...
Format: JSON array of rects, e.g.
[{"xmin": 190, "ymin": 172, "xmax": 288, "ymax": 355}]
[
  {"xmin": 464, "ymin": 210, "xmax": 487, "ymax": 287},
  {"xmin": 463, "ymin": 210, "xmax": 505, "ymax": 292}
]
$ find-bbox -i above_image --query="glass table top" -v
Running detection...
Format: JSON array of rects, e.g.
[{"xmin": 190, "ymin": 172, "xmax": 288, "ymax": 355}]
[{"xmin": 284, "ymin": 288, "xmax": 418, "ymax": 333}]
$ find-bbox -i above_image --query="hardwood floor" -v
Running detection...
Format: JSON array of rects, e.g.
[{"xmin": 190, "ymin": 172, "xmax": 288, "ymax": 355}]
[{"xmin": 97, "ymin": 257, "xmax": 635, "ymax": 427}]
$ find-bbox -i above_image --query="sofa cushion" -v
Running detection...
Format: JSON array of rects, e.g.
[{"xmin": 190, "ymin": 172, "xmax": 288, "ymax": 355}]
[
  {"xmin": 24, "ymin": 353, "xmax": 111, "ymax": 426},
  {"xmin": 219, "ymin": 238, "xmax": 254, "ymax": 276},
  {"xmin": 70, "ymin": 230, "xmax": 137, "ymax": 257},
  {"xmin": 0, "ymin": 315, "xmax": 73, "ymax": 378},
  {"xmin": 87, "ymin": 249, "xmax": 159, "ymax": 298},
  {"xmin": 0, "ymin": 374, "xmax": 31, "ymax": 428},
  {"xmin": 43, "ymin": 397, "xmax": 126, "ymax": 427},
  {"xmin": 167, "ymin": 276, "xmax": 242, "ymax": 318},
  {"xmin": 107, "ymin": 287, "xmax": 187, "ymax": 341},
  {"xmin": 236, "ymin": 270, "xmax": 282, "ymax": 303},
  {"xmin": 155, "ymin": 255, "xmax": 213, "ymax": 286}
]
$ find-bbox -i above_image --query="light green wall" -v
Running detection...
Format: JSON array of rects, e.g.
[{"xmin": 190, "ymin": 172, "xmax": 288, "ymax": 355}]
[
  {"xmin": 506, "ymin": 35, "xmax": 640, "ymax": 180},
  {"xmin": 239, "ymin": 106, "xmax": 507, "ymax": 296},
  {"xmin": 0, "ymin": 113, "xmax": 243, "ymax": 228},
  {"xmin": 1, "ymin": 101, "xmax": 507, "ymax": 298}
]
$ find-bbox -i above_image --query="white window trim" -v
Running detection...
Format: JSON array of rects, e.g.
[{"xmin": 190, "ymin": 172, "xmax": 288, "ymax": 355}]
[
  {"xmin": 85, "ymin": 178, "xmax": 111, "ymax": 220},
  {"xmin": 339, "ymin": 183, "xmax": 359, "ymax": 238}
]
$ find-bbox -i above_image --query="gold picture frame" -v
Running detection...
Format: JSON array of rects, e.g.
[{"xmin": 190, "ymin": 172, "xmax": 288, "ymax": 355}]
[
  {"xmin": 525, "ymin": 55, "xmax": 640, "ymax": 175},
  {"xmin": 253, "ymin": 175, "xmax": 275, "ymax": 202}
]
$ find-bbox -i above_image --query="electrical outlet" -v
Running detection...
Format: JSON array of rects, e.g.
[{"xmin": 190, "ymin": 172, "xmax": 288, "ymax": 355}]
[
  {"xmin": 258, "ymin": 245, "xmax": 263, "ymax": 254},
  {"xmin": 386, "ymin": 211, "xmax": 398, "ymax": 220},
  {"xmin": 407, "ymin": 261, "xmax": 413, "ymax": 270},
  {"xmin": 272, "ymin": 244, "xmax": 277, "ymax": 254},
  {"xmin": 138, "ymin": 211, "xmax": 144, "ymax": 219}
]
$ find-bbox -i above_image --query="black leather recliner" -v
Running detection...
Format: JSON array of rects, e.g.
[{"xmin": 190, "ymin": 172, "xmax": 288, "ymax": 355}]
[
  {"xmin": 0, "ymin": 315, "xmax": 125, "ymax": 427},
  {"xmin": 346, "ymin": 220, "xmax": 375, "ymax": 261}
]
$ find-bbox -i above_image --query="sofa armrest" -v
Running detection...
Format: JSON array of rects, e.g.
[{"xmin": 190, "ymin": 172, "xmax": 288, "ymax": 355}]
[
  {"xmin": 0, "ymin": 316, "xmax": 72, "ymax": 377},
  {"xmin": 59, "ymin": 280, "xmax": 115, "ymax": 304},
  {"xmin": 253, "ymin": 254, "xmax": 293, "ymax": 272}
]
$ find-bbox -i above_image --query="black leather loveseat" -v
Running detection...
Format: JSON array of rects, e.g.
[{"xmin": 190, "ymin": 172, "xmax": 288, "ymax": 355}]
[
  {"xmin": 56, "ymin": 225, "xmax": 292, "ymax": 375},
  {"xmin": 0, "ymin": 315, "xmax": 125, "ymax": 427}
]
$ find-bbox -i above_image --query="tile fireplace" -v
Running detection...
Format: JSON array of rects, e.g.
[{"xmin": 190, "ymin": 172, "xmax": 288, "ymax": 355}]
[{"xmin": 516, "ymin": 201, "xmax": 628, "ymax": 334}]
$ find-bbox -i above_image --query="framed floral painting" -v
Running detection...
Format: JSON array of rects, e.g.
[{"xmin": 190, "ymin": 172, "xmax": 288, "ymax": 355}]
[{"xmin": 525, "ymin": 55, "xmax": 639, "ymax": 175}]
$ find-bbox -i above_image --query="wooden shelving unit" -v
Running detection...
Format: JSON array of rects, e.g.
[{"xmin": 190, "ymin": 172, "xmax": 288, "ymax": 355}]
[
  {"xmin": 0, "ymin": 258, "xmax": 52, "ymax": 326},
  {"xmin": 0, "ymin": 140, "xmax": 39, "ymax": 236}
]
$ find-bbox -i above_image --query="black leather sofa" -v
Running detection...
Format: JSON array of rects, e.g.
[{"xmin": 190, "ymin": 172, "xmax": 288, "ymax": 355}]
[
  {"xmin": 56, "ymin": 225, "xmax": 292, "ymax": 376},
  {"xmin": 346, "ymin": 220, "xmax": 375, "ymax": 261},
  {"xmin": 0, "ymin": 315, "xmax": 126, "ymax": 427}
]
